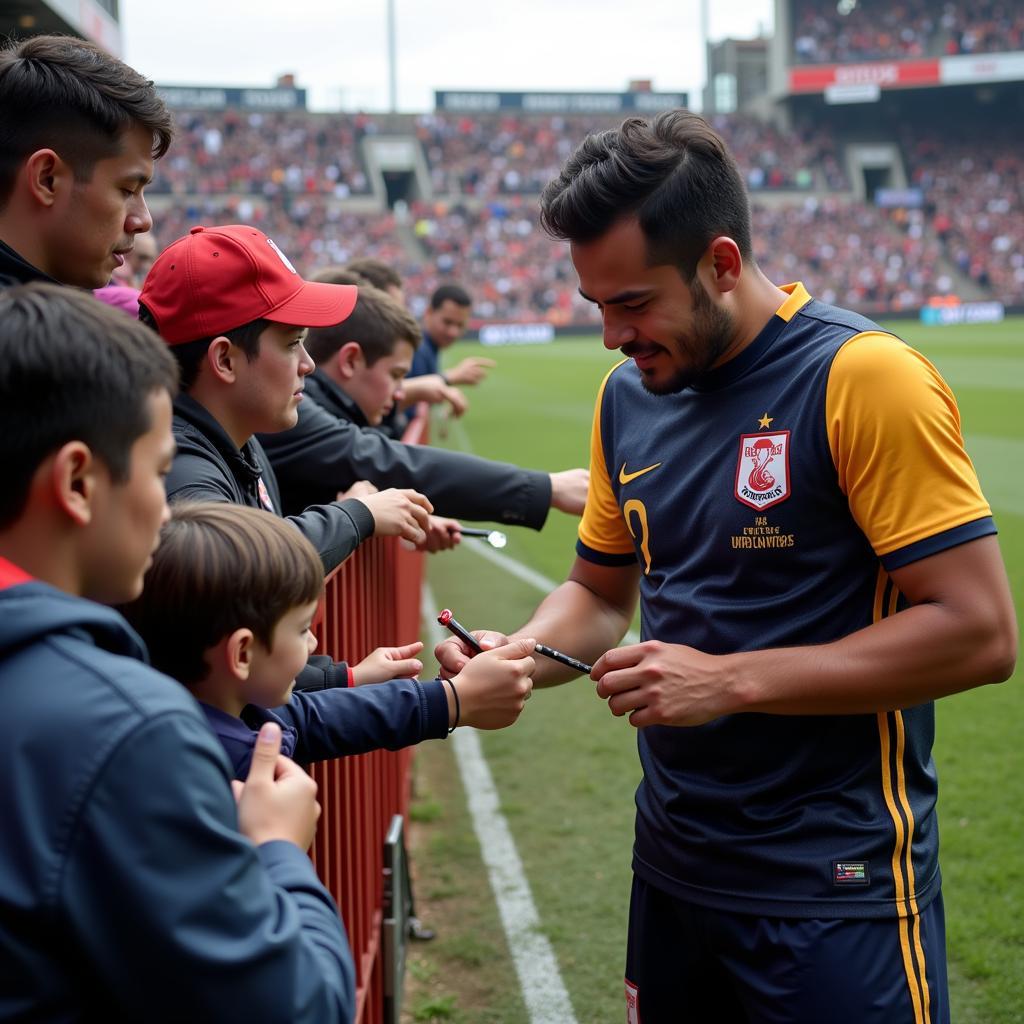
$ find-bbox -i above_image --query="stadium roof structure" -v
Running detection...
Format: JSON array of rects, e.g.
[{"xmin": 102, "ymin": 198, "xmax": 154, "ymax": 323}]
[{"xmin": 0, "ymin": 0, "xmax": 121, "ymax": 55}]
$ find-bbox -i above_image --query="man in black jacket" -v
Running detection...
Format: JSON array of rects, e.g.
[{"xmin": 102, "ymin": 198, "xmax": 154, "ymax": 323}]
[
  {"xmin": 139, "ymin": 224, "xmax": 433, "ymax": 573},
  {"xmin": 0, "ymin": 35, "xmax": 172, "ymax": 290}
]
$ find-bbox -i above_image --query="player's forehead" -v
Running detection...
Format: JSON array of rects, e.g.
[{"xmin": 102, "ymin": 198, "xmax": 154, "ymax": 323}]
[{"xmin": 572, "ymin": 219, "xmax": 660, "ymax": 303}]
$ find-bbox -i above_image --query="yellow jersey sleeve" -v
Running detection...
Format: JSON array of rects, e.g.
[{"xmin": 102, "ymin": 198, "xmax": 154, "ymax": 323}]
[
  {"xmin": 825, "ymin": 332, "xmax": 992, "ymax": 563},
  {"xmin": 578, "ymin": 362, "xmax": 635, "ymax": 557}
]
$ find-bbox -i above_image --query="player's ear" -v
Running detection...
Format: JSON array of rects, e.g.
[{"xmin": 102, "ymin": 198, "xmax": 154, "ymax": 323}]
[{"xmin": 705, "ymin": 236, "xmax": 742, "ymax": 294}]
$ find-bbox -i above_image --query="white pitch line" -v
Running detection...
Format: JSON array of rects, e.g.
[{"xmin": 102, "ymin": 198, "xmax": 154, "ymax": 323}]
[{"xmin": 423, "ymin": 584, "xmax": 578, "ymax": 1024}]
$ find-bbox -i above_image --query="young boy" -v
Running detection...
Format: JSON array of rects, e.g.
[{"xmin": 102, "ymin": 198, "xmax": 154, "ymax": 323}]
[
  {"xmin": 303, "ymin": 281, "xmax": 466, "ymax": 552},
  {"xmin": 305, "ymin": 282, "xmax": 420, "ymax": 431},
  {"xmin": 122, "ymin": 501, "xmax": 537, "ymax": 777}
]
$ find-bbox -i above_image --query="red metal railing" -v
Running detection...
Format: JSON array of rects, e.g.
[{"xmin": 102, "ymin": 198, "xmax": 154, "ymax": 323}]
[{"xmin": 309, "ymin": 412, "xmax": 427, "ymax": 1023}]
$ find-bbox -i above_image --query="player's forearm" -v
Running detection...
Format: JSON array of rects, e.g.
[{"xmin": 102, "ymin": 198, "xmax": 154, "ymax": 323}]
[
  {"xmin": 511, "ymin": 579, "xmax": 635, "ymax": 687},
  {"xmin": 730, "ymin": 599, "xmax": 1017, "ymax": 716}
]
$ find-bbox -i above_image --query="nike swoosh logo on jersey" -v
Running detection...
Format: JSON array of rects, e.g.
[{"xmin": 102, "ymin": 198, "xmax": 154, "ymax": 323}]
[{"xmin": 618, "ymin": 462, "xmax": 662, "ymax": 485}]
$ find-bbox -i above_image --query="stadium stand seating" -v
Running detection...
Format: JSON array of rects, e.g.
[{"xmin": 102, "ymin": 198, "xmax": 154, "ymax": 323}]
[
  {"xmin": 146, "ymin": 1, "xmax": 1024, "ymax": 327},
  {"xmin": 791, "ymin": 0, "xmax": 1024, "ymax": 64}
]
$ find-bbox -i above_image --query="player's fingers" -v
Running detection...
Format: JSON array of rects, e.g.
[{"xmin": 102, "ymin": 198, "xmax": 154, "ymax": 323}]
[
  {"xmin": 591, "ymin": 643, "xmax": 648, "ymax": 680},
  {"xmin": 594, "ymin": 664, "xmax": 649, "ymax": 699},
  {"xmin": 604, "ymin": 687, "xmax": 647, "ymax": 719},
  {"xmin": 627, "ymin": 705, "xmax": 654, "ymax": 729},
  {"xmin": 230, "ymin": 779, "xmax": 245, "ymax": 804}
]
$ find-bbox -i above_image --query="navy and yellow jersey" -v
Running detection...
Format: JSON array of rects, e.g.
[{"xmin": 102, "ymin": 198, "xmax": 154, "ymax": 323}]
[{"xmin": 578, "ymin": 282, "xmax": 995, "ymax": 919}]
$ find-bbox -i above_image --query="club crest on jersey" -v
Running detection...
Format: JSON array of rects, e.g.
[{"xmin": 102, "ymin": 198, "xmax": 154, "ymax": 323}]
[{"xmin": 734, "ymin": 430, "xmax": 791, "ymax": 510}]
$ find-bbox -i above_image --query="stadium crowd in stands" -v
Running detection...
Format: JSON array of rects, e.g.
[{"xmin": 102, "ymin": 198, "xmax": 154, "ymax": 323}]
[
  {"xmin": 792, "ymin": 0, "xmax": 1024, "ymax": 64},
  {"xmin": 143, "ymin": 86, "xmax": 1022, "ymax": 326},
  {"xmin": 907, "ymin": 134, "xmax": 1024, "ymax": 305}
]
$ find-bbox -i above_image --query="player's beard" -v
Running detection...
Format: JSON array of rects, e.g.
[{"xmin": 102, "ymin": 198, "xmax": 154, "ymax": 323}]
[{"xmin": 639, "ymin": 278, "xmax": 736, "ymax": 396}]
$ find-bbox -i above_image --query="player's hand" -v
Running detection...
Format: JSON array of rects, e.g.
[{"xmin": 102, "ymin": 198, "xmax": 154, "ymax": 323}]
[
  {"xmin": 417, "ymin": 516, "xmax": 463, "ymax": 553},
  {"xmin": 234, "ymin": 723, "xmax": 321, "ymax": 850},
  {"xmin": 357, "ymin": 488, "xmax": 433, "ymax": 544},
  {"xmin": 591, "ymin": 641, "xmax": 736, "ymax": 728},
  {"xmin": 450, "ymin": 637, "xmax": 536, "ymax": 729},
  {"xmin": 434, "ymin": 628, "xmax": 510, "ymax": 677},
  {"xmin": 549, "ymin": 468, "xmax": 590, "ymax": 515},
  {"xmin": 352, "ymin": 641, "xmax": 424, "ymax": 685},
  {"xmin": 446, "ymin": 356, "xmax": 496, "ymax": 386},
  {"xmin": 337, "ymin": 479, "xmax": 378, "ymax": 501}
]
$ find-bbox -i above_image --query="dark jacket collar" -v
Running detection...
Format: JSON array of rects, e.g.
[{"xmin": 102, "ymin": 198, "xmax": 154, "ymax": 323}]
[
  {"xmin": 172, "ymin": 393, "xmax": 265, "ymax": 486},
  {"xmin": 306, "ymin": 369, "xmax": 370, "ymax": 428},
  {"xmin": 200, "ymin": 702, "xmax": 298, "ymax": 780},
  {"xmin": 0, "ymin": 240, "xmax": 59, "ymax": 288}
]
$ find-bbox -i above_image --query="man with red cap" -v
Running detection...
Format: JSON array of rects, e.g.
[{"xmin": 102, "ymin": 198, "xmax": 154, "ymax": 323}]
[{"xmin": 140, "ymin": 224, "xmax": 434, "ymax": 575}]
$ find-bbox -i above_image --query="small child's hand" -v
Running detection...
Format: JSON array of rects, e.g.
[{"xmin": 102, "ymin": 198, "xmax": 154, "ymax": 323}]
[{"xmin": 351, "ymin": 641, "xmax": 425, "ymax": 685}]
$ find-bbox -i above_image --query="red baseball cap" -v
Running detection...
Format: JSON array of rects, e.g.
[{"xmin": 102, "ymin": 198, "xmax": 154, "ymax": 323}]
[{"xmin": 139, "ymin": 224, "xmax": 358, "ymax": 345}]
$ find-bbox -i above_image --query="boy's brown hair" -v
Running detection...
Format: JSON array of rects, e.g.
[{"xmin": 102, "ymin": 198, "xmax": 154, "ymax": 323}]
[
  {"xmin": 122, "ymin": 502, "xmax": 323, "ymax": 685},
  {"xmin": 305, "ymin": 284, "xmax": 420, "ymax": 367}
]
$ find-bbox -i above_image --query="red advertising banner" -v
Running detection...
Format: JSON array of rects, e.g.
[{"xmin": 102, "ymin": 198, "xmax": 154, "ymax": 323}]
[{"xmin": 789, "ymin": 59, "xmax": 940, "ymax": 94}]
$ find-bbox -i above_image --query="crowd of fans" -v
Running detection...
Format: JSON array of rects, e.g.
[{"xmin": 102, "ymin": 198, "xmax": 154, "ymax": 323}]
[
  {"xmin": 906, "ymin": 134, "xmax": 1024, "ymax": 305},
  {"xmin": 151, "ymin": 109, "xmax": 375, "ymax": 196},
  {"xmin": 151, "ymin": 109, "xmax": 849, "ymax": 201},
  {"xmin": 792, "ymin": 0, "xmax": 1024, "ymax": 65},
  {"xmin": 752, "ymin": 198, "xmax": 948, "ymax": 312},
  {"xmin": 150, "ymin": 110, "xmax": 1024, "ymax": 324}
]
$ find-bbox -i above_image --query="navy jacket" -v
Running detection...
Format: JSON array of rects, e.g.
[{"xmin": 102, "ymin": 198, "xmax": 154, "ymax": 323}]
[
  {"xmin": 0, "ymin": 561, "xmax": 355, "ymax": 1022},
  {"xmin": 259, "ymin": 369, "xmax": 552, "ymax": 526},
  {"xmin": 408, "ymin": 330, "xmax": 441, "ymax": 379},
  {"xmin": 201, "ymin": 677, "xmax": 450, "ymax": 779}
]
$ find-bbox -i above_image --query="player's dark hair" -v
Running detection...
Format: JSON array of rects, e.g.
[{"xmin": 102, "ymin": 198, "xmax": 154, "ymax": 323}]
[
  {"xmin": 345, "ymin": 258, "xmax": 403, "ymax": 293},
  {"xmin": 306, "ymin": 285, "xmax": 421, "ymax": 366},
  {"xmin": 0, "ymin": 34, "xmax": 174, "ymax": 208},
  {"xmin": 540, "ymin": 109, "xmax": 752, "ymax": 282},
  {"xmin": 0, "ymin": 283, "xmax": 178, "ymax": 528},
  {"xmin": 122, "ymin": 502, "xmax": 323, "ymax": 686},
  {"xmin": 429, "ymin": 283, "xmax": 471, "ymax": 310},
  {"xmin": 138, "ymin": 303, "xmax": 269, "ymax": 391}
]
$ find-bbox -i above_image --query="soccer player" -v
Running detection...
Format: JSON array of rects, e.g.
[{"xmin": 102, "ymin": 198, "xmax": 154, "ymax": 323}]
[
  {"xmin": 435, "ymin": 111, "xmax": 1017, "ymax": 1023},
  {"xmin": 0, "ymin": 35, "xmax": 172, "ymax": 290}
]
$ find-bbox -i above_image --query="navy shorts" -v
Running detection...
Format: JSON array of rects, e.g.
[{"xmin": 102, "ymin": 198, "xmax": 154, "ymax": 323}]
[{"xmin": 624, "ymin": 876, "xmax": 949, "ymax": 1024}]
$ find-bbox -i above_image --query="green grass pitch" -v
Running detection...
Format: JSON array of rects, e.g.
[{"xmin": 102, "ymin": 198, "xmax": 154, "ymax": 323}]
[{"xmin": 416, "ymin": 317, "xmax": 1024, "ymax": 1023}]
